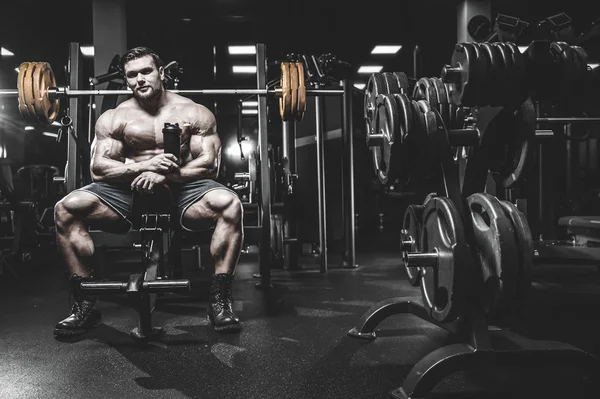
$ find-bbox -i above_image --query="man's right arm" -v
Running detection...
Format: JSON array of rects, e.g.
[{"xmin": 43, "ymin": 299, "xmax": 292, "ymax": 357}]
[{"xmin": 90, "ymin": 110, "xmax": 177, "ymax": 183}]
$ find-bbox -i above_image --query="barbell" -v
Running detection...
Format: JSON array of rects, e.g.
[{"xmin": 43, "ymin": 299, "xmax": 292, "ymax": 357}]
[{"xmin": 1, "ymin": 61, "xmax": 335, "ymax": 125}]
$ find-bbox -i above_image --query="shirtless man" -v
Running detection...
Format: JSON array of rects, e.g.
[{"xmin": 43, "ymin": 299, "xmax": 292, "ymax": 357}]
[{"xmin": 53, "ymin": 47, "xmax": 243, "ymax": 336}]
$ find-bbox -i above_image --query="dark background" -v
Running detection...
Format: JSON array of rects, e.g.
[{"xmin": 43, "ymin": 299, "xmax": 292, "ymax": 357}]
[{"xmin": 0, "ymin": 0, "xmax": 598, "ymax": 245}]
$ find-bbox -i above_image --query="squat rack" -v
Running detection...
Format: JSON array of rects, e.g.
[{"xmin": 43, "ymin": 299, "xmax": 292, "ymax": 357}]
[{"xmin": 8, "ymin": 42, "xmax": 357, "ymax": 285}]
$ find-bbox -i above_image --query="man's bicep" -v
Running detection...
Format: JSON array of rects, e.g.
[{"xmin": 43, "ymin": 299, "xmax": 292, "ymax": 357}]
[{"xmin": 91, "ymin": 112, "xmax": 126, "ymax": 163}]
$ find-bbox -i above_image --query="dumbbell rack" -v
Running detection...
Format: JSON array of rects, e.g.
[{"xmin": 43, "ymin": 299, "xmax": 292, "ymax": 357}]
[{"xmin": 348, "ymin": 105, "xmax": 600, "ymax": 398}]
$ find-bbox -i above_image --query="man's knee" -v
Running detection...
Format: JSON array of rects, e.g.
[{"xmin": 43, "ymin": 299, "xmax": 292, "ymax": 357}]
[
  {"xmin": 54, "ymin": 192, "xmax": 93, "ymax": 227},
  {"xmin": 208, "ymin": 191, "xmax": 243, "ymax": 225}
]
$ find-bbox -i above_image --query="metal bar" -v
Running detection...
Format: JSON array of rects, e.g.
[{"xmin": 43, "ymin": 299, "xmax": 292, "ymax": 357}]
[
  {"xmin": 536, "ymin": 103, "xmax": 544, "ymax": 240},
  {"xmin": 536, "ymin": 117, "xmax": 600, "ymax": 123},
  {"xmin": 342, "ymin": 79, "xmax": 357, "ymax": 268},
  {"xmin": 0, "ymin": 88, "xmax": 345, "ymax": 96},
  {"xmin": 315, "ymin": 85, "xmax": 328, "ymax": 273},
  {"xmin": 256, "ymin": 43, "xmax": 272, "ymax": 289},
  {"xmin": 66, "ymin": 43, "xmax": 81, "ymax": 194},
  {"xmin": 565, "ymin": 123, "xmax": 572, "ymax": 206}
]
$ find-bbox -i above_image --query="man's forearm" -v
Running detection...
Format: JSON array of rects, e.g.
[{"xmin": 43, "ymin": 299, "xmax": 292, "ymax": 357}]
[
  {"xmin": 165, "ymin": 165, "xmax": 217, "ymax": 183},
  {"xmin": 92, "ymin": 160, "xmax": 147, "ymax": 183}
]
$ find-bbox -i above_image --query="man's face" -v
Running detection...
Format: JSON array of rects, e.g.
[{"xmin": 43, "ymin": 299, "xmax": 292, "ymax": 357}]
[{"xmin": 124, "ymin": 55, "xmax": 164, "ymax": 101}]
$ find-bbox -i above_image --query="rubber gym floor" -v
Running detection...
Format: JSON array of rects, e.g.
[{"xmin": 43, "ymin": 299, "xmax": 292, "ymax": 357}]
[{"xmin": 1, "ymin": 231, "xmax": 600, "ymax": 399}]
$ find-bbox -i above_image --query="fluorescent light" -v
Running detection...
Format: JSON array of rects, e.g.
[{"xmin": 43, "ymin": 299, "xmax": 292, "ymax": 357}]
[
  {"xmin": 24, "ymin": 126, "xmax": 35, "ymax": 131},
  {"xmin": 242, "ymin": 101, "xmax": 258, "ymax": 107},
  {"xmin": 181, "ymin": 17, "xmax": 192, "ymax": 22},
  {"xmin": 371, "ymin": 45, "xmax": 402, "ymax": 54},
  {"xmin": 80, "ymin": 46, "xmax": 94, "ymax": 57},
  {"xmin": 242, "ymin": 109, "xmax": 258, "ymax": 115},
  {"xmin": 1, "ymin": 47, "xmax": 14, "ymax": 56},
  {"xmin": 518, "ymin": 46, "xmax": 529, "ymax": 53},
  {"xmin": 228, "ymin": 46, "xmax": 256, "ymax": 55},
  {"xmin": 354, "ymin": 83, "xmax": 366, "ymax": 90},
  {"xmin": 233, "ymin": 65, "xmax": 256, "ymax": 74},
  {"xmin": 589, "ymin": 63, "xmax": 599, "ymax": 69},
  {"xmin": 357, "ymin": 65, "xmax": 383, "ymax": 74},
  {"xmin": 43, "ymin": 132, "xmax": 58, "ymax": 138}
]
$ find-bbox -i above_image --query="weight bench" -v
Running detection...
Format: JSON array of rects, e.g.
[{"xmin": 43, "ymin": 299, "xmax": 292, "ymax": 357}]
[
  {"xmin": 558, "ymin": 216, "xmax": 600, "ymax": 246},
  {"xmin": 81, "ymin": 185, "xmax": 191, "ymax": 341}
]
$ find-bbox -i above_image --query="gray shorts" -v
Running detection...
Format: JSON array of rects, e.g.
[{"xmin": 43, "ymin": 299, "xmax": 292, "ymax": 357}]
[{"xmin": 78, "ymin": 179, "xmax": 235, "ymax": 232}]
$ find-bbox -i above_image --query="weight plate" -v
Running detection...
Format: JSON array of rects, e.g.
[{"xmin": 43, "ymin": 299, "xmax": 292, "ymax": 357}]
[
  {"xmin": 391, "ymin": 93, "xmax": 412, "ymax": 188},
  {"xmin": 420, "ymin": 196, "xmax": 468, "ymax": 322},
  {"xmin": 33, "ymin": 62, "xmax": 59, "ymax": 124},
  {"xmin": 296, "ymin": 61, "xmax": 307, "ymax": 121},
  {"xmin": 430, "ymin": 77, "xmax": 450, "ymax": 128},
  {"xmin": 504, "ymin": 42, "xmax": 528, "ymax": 105},
  {"xmin": 382, "ymin": 72, "xmax": 402, "ymax": 94},
  {"xmin": 279, "ymin": 62, "xmax": 292, "ymax": 121},
  {"xmin": 466, "ymin": 43, "xmax": 487, "ymax": 106},
  {"xmin": 402, "ymin": 204, "xmax": 424, "ymax": 286},
  {"xmin": 486, "ymin": 97, "xmax": 536, "ymax": 188},
  {"xmin": 22, "ymin": 62, "xmax": 38, "ymax": 120},
  {"xmin": 493, "ymin": 43, "xmax": 514, "ymax": 107},
  {"xmin": 413, "ymin": 78, "xmax": 439, "ymax": 115},
  {"xmin": 550, "ymin": 41, "xmax": 575, "ymax": 101},
  {"xmin": 393, "ymin": 72, "xmax": 410, "ymax": 94},
  {"xmin": 468, "ymin": 192, "xmax": 520, "ymax": 313},
  {"xmin": 289, "ymin": 62, "xmax": 299, "ymax": 122},
  {"xmin": 446, "ymin": 43, "xmax": 478, "ymax": 106},
  {"xmin": 17, "ymin": 62, "xmax": 31, "ymax": 118},
  {"xmin": 411, "ymin": 100, "xmax": 439, "ymax": 180},
  {"xmin": 478, "ymin": 42, "xmax": 502, "ymax": 106},
  {"xmin": 499, "ymin": 200, "xmax": 533, "ymax": 305},
  {"xmin": 364, "ymin": 73, "xmax": 387, "ymax": 146},
  {"xmin": 570, "ymin": 45, "xmax": 588, "ymax": 98},
  {"xmin": 372, "ymin": 93, "xmax": 400, "ymax": 185}
]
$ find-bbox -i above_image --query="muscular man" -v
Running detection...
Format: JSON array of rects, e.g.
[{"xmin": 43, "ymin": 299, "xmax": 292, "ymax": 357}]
[{"xmin": 53, "ymin": 47, "xmax": 243, "ymax": 336}]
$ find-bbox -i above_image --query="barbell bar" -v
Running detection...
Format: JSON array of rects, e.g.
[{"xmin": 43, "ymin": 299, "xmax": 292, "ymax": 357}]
[{"xmin": 0, "ymin": 87, "xmax": 344, "ymax": 97}]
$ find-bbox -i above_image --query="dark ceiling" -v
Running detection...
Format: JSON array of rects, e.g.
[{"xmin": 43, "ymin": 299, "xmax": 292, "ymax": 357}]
[{"xmin": 1, "ymin": 0, "xmax": 598, "ymax": 92}]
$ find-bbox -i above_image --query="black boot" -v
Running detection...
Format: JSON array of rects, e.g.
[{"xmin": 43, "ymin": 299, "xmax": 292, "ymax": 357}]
[
  {"xmin": 53, "ymin": 275, "xmax": 102, "ymax": 337},
  {"xmin": 207, "ymin": 273, "xmax": 241, "ymax": 333}
]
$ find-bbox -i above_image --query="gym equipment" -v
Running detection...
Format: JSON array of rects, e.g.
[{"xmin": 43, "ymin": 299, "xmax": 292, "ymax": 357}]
[
  {"xmin": 81, "ymin": 186, "xmax": 191, "ymax": 341},
  {"xmin": 278, "ymin": 61, "xmax": 307, "ymax": 122},
  {"xmin": 364, "ymin": 72, "xmax": 410, "ymax": 185},
  {"xmin": 9, "ymin": 59, "xmax": 321, "ymax": 125},
  {"xmin": 468, "ymin": 192, "xmax": 520, "ymax": 314},
  {"xmin": 348, "ymin": 104, "xmax": 599, "ymax": 398},
  {"xmin": 442, "ymin": 42, "xmax": 527, "ymax": 107},
  {"xmin": 485, "ymin": 97, "xmax": 536, "ymax": 189},
  {"xmin": 8, "ymin": 43, "xmax": 355, "ymax": 291}
]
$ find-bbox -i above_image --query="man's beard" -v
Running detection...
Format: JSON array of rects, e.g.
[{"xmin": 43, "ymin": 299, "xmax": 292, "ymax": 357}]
[{"xmin": 134, "ymin": 86, "xmax": 159, "ymax": 101}]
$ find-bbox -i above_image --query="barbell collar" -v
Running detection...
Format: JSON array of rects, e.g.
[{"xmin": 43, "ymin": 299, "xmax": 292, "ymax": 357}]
[
  {"xmin": 535, "ymin": 129, "xmax": 554, "ymax": 138},
  {"xmin": 447, "ymin": 127, "xmax": 480, "ymax": 147},
  {"xmin": 366, "ymin": 132, "xmax": 385, "ymax": 148},
  {"xmin": 404, "ymin": 250, "xmax": 439, "ymax": 268},
  {"xmin": 143, "ymin": 279, "xmax": 191, "ymax": 292},
  {"xmin": 80, "ymin": 281, "xmax": 127, "ymax": 293},
  {"xmin": 401, "ymin": 237, "xmax": 416, "ymax": 252}
]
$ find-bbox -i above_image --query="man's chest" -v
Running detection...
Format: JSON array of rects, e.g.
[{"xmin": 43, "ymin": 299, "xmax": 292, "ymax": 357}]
[{"xmin": 122, "ymin": 117, "xmax": 191, "ymax": 149}]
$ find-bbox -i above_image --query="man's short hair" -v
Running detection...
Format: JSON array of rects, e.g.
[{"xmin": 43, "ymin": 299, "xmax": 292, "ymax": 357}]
[{"xmin": 121, "ymin": 47, "xmax": 164, "ymax": 71}]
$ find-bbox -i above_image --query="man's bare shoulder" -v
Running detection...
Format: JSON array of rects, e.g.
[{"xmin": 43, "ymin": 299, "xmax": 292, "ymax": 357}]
[
  {"xmin": 175, "ymin": 99, "xmax": 216, "ymax": 135},
  {"xmin": 96, "ymin": 106, "xmax": 130, "ymax": 137}
]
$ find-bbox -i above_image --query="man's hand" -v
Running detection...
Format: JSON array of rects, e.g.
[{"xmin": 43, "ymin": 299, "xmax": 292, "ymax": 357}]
[
  {"xmin": 142, "ymin": 153, "xmax": 180, "ymax": 174},
  {"xmin": 131, "ymin": 171, "xmax": 167, "ymax": 194}
]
